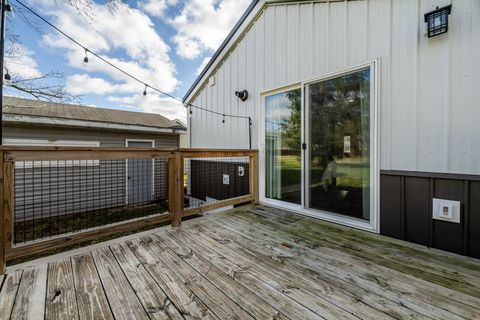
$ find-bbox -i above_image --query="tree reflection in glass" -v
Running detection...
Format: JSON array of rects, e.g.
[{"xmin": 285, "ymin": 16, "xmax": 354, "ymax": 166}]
[{"xmin": 308, "ymin": 68, "xmax": 371, "ymax": 220}]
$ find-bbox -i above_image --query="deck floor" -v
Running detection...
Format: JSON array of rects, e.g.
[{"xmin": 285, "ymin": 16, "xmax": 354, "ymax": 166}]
[{"xmin": 1, "ymin": 205, "xmax": 480, "ymax": 320}]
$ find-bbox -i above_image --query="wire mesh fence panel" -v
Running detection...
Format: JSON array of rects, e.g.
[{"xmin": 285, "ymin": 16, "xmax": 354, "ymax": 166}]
[
  {"xmin": 12, "ymin": 157, "xmax": 169, "ymax": 245},
  {"xmin": 183, "ymin": 156, "xmax": 250, "ymax": 209}
]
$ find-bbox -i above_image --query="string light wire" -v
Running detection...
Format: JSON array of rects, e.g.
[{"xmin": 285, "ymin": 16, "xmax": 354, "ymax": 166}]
[{"xmin": 12, "ymin": 0, "xmax": 251, "ymax": 121}]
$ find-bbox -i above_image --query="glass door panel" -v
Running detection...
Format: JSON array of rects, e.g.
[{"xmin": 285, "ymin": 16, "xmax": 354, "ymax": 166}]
[
  {"xmin": 265, "ymin": 89, "xmax": 301, "ymax": 204},
  {"xmin": 307, "ymin": 67, "xmax": 371, "ymax": 220}
]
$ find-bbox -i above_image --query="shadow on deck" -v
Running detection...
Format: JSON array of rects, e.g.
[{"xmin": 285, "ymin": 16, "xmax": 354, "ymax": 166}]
[{"xmin": 1, "ymin": 205, "xmax": 480, "ymax": 319}]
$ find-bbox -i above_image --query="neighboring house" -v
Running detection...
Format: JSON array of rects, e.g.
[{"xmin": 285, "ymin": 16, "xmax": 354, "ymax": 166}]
[
  {"xmin": 184, "ymin": 1, "xmax": 480, "ymax": 258},
  {"xmin": 2, "ymin": 96, "xmax": 186, "ymax": 222},
  {"xmin": 3, "ymin": 96, "xmax": 186, "ymax": 148},
  {"xmin": 173, "ymin": 119, "xmax": 188, "ymax": 148}
]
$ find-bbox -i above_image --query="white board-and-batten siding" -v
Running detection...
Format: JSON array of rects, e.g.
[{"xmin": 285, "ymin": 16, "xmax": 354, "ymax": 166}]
[{"xmin": 187, "ymin": 0, "xmax": 480, "ymax": 176}]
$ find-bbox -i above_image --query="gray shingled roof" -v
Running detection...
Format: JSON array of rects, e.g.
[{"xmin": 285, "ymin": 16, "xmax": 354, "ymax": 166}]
[{"xmin": 3, "ymin": 96, "xmax": 186, "ymax": 131}]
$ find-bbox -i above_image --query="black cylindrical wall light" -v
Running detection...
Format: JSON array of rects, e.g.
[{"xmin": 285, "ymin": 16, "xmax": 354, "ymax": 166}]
[{"xmin": 235, "ymin": 90, "xmax": 248, "ymax": 102}]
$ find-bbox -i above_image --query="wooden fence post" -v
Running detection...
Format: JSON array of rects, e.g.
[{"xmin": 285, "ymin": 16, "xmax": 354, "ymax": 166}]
[
  {"xmin": 3, "ymin": 161, "xmax": 13, "ymax": 265},
  {"xmin": 250, "ymin": 152, "xmax": 259, "ymax": 205},
  {"xmin": 0, "ymin": 150, "xmax": 4, "ymax": 274},
  {"xmin": 168, "ymin": 157, "xmax": 175, "ymax": 215},
  {"xmin": 1, "ymin": 154, "xmax": 13, "ymax": 274},
  {"xmin": 172, "ymin": 151, "xmax": 184, "ymax": 228}
]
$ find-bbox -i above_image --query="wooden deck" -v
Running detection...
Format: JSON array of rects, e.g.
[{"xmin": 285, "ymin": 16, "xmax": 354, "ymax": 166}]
[{"xmin": 1, "ymin": 205, "xmax": 480, "ymax": 320}]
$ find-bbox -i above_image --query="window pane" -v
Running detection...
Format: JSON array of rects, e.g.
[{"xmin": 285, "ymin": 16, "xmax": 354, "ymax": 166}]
[
  {"xmin": 265, "ymin": 89, "xmax": 301, "ymax": 204},
  {"xmin": 308, "ymin": 67, "xmax": 370, "ymax": 220}
]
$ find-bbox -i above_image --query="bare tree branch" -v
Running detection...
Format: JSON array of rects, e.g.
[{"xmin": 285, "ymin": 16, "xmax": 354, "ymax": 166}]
[
  {"xmin": 4, "ymin": 67, "xmax": 80, "ymax": 103},
  {"xmin": 3, "ymin": 0, "xmax": 127, "ymax": 104}
]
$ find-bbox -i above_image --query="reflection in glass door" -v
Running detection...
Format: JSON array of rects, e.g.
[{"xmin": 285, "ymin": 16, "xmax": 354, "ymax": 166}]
[
  {"xmin": 306, "ymin": 67, "xmax": 371, "ymax": 221},
  {"xmin": 265, "ymin": 89, "xmax": 301, "ymax": 205}
]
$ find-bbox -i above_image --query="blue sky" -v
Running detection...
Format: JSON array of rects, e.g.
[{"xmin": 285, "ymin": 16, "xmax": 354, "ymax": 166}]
[{"xmin": 4, "ymin": 0, "xmax": 252, "ymax": 121}]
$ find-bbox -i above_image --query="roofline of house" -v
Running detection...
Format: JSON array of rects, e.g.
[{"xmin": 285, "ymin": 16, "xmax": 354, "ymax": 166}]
[
  {"xmin": 3, "ymin": 114, "xmax": 187, "ymax": 134},
  {"xmin": 183, "ymin": 0, "xmax": 261, "ymax": 102}
]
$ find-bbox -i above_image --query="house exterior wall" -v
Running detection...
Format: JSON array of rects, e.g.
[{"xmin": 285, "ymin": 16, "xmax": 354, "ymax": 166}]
[
  {"xmin": 3, "ymin": 125, "xmax": 179, "ymax": 148},
  {"xmin": 187, "ymin": 0, "xmax": 480, "ymax": 176},
  {"xmin": 4, "ymin": 124, "xmax": 179, "ymax": 224},
  {"xmin": 186, "ymin": 0, "xmax": 480, "ymax": 258}
]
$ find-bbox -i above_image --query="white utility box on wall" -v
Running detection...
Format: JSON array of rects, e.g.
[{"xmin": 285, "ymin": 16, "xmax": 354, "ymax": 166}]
[{"xmin": 432, "ymin": 198, "xmax": 461, "ymax": 223}]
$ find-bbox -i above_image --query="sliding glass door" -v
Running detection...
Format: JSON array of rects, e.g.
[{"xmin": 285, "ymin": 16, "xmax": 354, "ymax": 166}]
[
  {"xmin": 305, "ymin": 67, "xmax": 372, "ymax": 221},
  {"xmin": 261, "ymin": 62, "xmax": 377, "ymax": 231}
]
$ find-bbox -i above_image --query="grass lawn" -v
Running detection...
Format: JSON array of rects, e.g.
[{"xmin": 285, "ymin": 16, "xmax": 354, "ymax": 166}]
[{"xmin": 277, "ymin": 155, "xmax": 369, "ymax": 189}]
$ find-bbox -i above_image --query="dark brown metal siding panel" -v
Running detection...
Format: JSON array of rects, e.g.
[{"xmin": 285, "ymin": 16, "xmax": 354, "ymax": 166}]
[
  {"xmin": 380, "ymin": 171, "xmax": 480, "ymax": 259},
  {"xmin": 380, "ymin": 175, "xmax": 403, "ymax": 239},
  {"xmin": 432, "ymin": 179, "xmax": 465, "ymax": 254},
  {"xmin": 404, "ymin": 177, "xmax": 430, "ymax": 246},
  {"xmin": 190, "ymin": 160, "xmax": 249, "ymax": 201},
  {"xmin": 468, "ymin": 182, "xmax": 480, "ymax": 258}
]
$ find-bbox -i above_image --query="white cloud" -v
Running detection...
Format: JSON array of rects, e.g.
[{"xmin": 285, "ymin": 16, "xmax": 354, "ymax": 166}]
[
  {"xmin": 108, "ymin": 94, "xmax": 186, "ymax": 122},
  {"xmin": 35, "ymin": 0, "xmax": 184, "ymax": 119},
  {"xmin": 196, "ymin": 56, "xmax": 211, "ymax": 75},
  {"xmin": 4, "ymin": 44, "xmax": 42, "ymax": 79},
  {"xmin": 138, "ymin": 0, "xmax": 178, "ymax": 18},
  {"xmin": 168, "ymin": 0, "xmax": 251, "ymax": 59},
  {"xmin": 66, "ymin": 74, "xmax": 125, "ymax": 95}
]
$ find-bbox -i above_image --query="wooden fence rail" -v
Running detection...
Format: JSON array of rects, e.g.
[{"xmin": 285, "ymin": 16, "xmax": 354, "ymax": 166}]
[{"xmin": 0, "ymin": 147, "xmax": 258, "ymax": 273}]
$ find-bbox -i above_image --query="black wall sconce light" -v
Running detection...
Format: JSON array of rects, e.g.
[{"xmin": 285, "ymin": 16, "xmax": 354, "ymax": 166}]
[
  {"xmin": 424, "ymin": 4, "xmax": 452, "ymax": 38},
  {"xmin": 235, "ymin": 90, "xmax": 248, "ymax": 102}
]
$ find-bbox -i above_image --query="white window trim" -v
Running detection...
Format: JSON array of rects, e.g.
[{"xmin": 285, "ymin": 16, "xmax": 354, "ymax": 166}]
[
  {"xmin": 258, "ymin": 59, "xmax": 380, "ymax": 233},
  {"xmin": 3, "ymin": 139, "xmax": 101, "ymax": 168},
  {"xmin": 125, "ymin": 139, "xmax": 155, "ymax": 205}
]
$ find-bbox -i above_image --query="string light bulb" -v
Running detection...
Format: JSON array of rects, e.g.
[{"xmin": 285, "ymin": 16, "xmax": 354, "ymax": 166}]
[
  {"xmin": 143, "ymin": 84, "xmax": 147, "ymax": 96},
  {"xmin": 83, "ymin": 49, "xmax": 89, "ymax": 64},
  {"xmin": 222, "ymin": 114, "xmax": 225, "ymax": 124},
  {"xmin": 189, "ymin": 106, "xmax": 192, "ymax": 115},
  {"xmin": 4, "ymin": 72, "xmax": 11, "ymax": 81}
]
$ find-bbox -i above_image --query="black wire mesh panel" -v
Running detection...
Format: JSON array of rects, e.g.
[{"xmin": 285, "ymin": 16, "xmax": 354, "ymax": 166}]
[
  {"xmin": 184, "ymin": 157, "xmax": 250, "ymax": 208},
  {"xmin": 13, "ymin": 158, "xmax": 168, "ymax": 245}
]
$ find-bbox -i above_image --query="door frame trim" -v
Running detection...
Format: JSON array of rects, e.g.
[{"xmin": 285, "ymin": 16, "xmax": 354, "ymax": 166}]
[
  {"xmin": 258, "ymin": 59, "xmax": 380, "ymax": 233},
  {"xmin": 125, "ymin": 139, "xmax": 155, "ymax": 205},
  {"xmin": 259, "ymin": 83, "xmax": 302, "ymax": 213}
]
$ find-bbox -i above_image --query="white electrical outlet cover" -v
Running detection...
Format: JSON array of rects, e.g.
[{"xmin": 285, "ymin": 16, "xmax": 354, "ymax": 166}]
[
  {"xmin": 439, "ymin": 203, "xmax": 453, "ymax": 220},
  {"xmin": 432, "ymin": 198, "xmax": 460, "ymax": 223},
  {"xmin": 223, "ymin": 174, "xmax": 230, "ymax": 185},
  {"xmin": 238, "ymin": 166, "xmax": 245, "ymax": 176}
]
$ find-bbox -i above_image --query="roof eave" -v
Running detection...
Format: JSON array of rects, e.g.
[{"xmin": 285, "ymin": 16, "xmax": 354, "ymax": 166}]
[{"xmin": 3, "ymin": 114, "xmax": 186, "ymax": 134}]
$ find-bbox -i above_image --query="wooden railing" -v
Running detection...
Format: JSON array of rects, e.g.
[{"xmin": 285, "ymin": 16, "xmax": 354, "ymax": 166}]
[{"xmin": 0, "ymin": 147, "xmax": 258, "ymax": 273}]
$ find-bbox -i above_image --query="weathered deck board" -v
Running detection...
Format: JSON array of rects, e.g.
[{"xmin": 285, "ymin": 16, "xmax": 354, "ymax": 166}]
[
  {"xmin": 164, "ymin": 229, "xmax": 349, "ymax": 320},
  {"xmin": 91, "ymin": 246, "xmax": 149, "ymax": 320},
  {"xmin": 2, "ymin": 204, "xmax": 480, "ymax": 320},
  {"xmin": 189, "ymin": 221, "xmax": 417, "ymax": 320},
  {"xmin": 158, "ymin": 231, "xmax": 320, "ymax": 320},
  {"xmin": 224, "ymin": 212, "xmax": 480, "ymax": 308},
  {"xmin": 140, "ymin": 234, "xmax": 257, "ymax": 320},
  {"xmin": 251, "ymin": 207, "xmax": 480, "ymax": 296},
  {"xmin": 203, "ymin": 216, "xmax": 474, "ymax": 320},
  {"xmin": 217, "ymin": 213, "xmax": 480, "ymax": 319},
  {"xmin": 10, "ymin": 265, "xmax": 47, "ymax": 320},
  {"xmin": 0, "ymin": 270, "xmax": 23, "ymax": 319},
  {"xmin": 110, "ymin": 242, "xmax": 184, "ymax": 320},
  {"xmin": 45, "ymin": 258, "xmax": 78, "ymax": 320},
  {"xmin": 254, "ymin": 207, "xmax": 480, "ymax": 278},
  {"xmin": 126, "ymin": 238, "xmax": 218, "ymax": 320},
  {"xmin": 227, "ymin": 208, "xmax": 480, "ymax": 310},
  {"xmin": 71, "ymin": 253, "xmax": 114, "ymax": 320}
]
